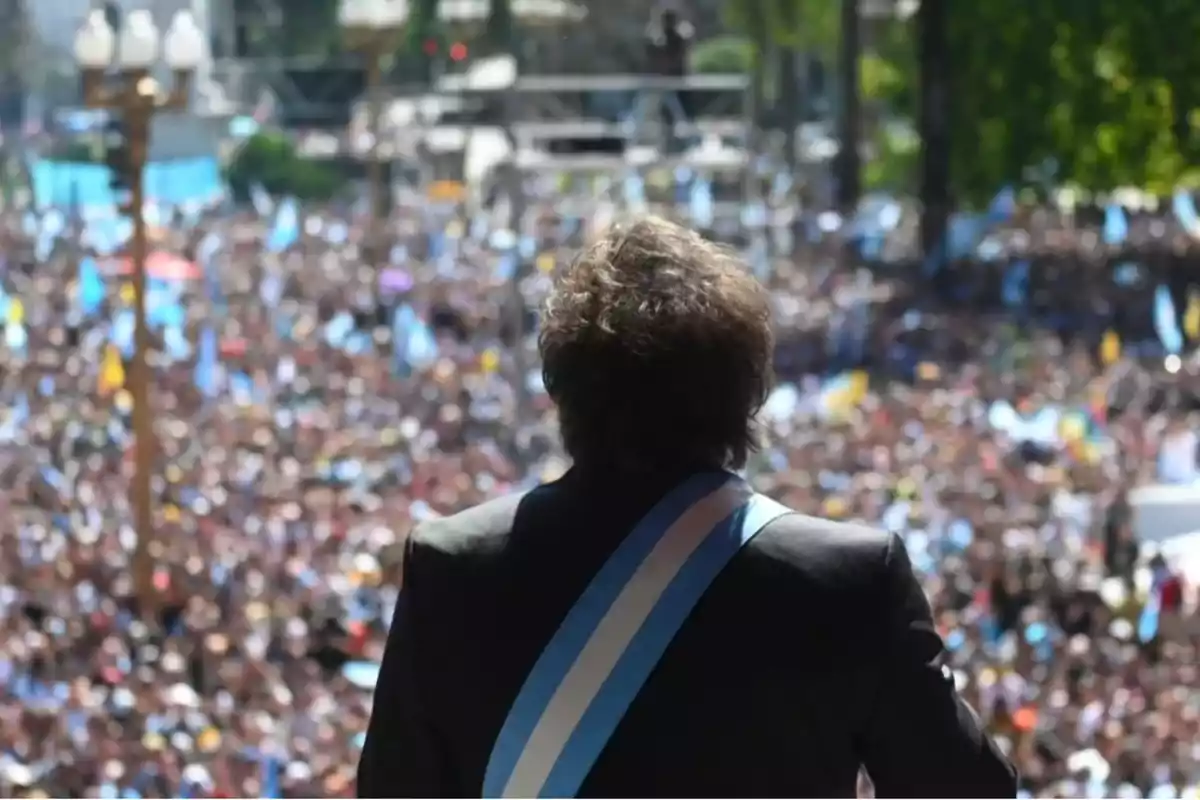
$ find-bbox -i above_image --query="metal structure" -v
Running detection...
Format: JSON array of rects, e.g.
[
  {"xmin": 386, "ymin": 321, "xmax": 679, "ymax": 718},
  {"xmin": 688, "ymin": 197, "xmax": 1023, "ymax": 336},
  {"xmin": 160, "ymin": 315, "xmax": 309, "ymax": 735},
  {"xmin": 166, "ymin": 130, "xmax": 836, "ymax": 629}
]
[
  {"xmin": 328, "ymin": 72, "xmax": 748, "ymax": 165},
  {"xmin": 209, "ymin": 0, "xmax": 584, "ymax": 127},
  {"xmin": 73, "ymin": 7, "xmax": 205, "ymax": 612}
]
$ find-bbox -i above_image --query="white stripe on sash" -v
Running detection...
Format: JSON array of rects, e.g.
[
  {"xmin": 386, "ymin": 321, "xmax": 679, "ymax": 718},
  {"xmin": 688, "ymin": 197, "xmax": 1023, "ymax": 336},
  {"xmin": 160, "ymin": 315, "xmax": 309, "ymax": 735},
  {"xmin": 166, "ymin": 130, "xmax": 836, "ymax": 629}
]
[{"xmin": 500, "ymin": 480, "xmax": 752, "ymax": 797}]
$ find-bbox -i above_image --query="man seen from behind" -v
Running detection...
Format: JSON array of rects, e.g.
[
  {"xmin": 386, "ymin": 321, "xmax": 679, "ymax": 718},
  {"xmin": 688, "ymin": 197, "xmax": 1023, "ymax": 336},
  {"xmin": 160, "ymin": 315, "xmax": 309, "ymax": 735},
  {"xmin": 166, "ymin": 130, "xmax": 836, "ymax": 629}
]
[{"xmin": 358, "ymin": 217, "xmax": 1017, "ymax": 798}]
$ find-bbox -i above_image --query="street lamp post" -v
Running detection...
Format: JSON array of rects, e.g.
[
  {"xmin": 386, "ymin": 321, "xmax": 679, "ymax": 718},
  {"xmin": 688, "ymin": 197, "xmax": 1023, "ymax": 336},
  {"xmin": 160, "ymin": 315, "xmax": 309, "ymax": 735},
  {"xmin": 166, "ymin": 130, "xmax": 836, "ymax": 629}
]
[
  {"xmin": 74, "ymin": 8, "xmax": 206, "ymax": 612},
  {"xmin": 341, "ymin": 0, "xmax": 409, "ymax": 253}
]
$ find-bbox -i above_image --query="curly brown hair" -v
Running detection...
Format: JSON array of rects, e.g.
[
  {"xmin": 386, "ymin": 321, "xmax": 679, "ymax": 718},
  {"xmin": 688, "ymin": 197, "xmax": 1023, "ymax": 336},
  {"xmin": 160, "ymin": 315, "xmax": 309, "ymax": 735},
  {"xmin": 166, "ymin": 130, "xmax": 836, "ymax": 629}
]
[{"xmin": 539, "ymin": 216, "xmax": 774, "ymax": 474}]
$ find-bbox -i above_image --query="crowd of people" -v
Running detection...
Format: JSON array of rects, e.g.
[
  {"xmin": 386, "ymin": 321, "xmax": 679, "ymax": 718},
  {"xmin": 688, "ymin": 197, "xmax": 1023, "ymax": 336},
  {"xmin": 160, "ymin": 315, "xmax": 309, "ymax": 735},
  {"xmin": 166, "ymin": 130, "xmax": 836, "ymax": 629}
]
[{"xmin": 0, "ymin": 182, "xmax": 1197, "ymax": 798}]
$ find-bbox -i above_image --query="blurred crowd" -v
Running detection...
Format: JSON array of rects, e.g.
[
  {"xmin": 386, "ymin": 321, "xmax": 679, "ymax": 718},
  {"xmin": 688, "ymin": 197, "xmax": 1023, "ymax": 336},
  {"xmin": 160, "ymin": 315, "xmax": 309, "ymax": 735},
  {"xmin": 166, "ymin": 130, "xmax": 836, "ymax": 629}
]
[{"xmin": 0, "ymin": 184, "xmax": 1198, "ymax": 799}]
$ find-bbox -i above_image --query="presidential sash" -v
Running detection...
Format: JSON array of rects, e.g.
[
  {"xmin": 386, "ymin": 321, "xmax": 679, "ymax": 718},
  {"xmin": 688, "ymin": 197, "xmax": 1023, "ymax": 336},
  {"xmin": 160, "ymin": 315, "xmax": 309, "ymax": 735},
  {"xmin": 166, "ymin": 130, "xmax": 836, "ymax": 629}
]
[{"xmin": 483, "ymin": 471, "xmax": 791, "ymax": 798}]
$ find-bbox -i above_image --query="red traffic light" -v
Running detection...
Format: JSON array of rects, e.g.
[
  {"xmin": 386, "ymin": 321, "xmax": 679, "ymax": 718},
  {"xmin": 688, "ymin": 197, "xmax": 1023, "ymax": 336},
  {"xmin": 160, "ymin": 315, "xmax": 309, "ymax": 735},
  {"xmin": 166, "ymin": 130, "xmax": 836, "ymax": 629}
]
[
  {"xmin": 449, "ymin": 42, "xmax": 468, "ymax": 61},
  {"xmin": 422, "ymin": 38, "xmax": 439, "ymax": 56}
]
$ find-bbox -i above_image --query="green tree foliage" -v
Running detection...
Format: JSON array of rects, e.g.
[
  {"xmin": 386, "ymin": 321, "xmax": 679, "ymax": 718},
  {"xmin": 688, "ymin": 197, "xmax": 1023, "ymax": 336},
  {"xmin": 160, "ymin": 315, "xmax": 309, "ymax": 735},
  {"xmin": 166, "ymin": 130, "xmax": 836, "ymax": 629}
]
[
  {"xmin": 723, "ymin": 0, "xmax": 837, "ymax": 53},
  {"xmin": 720, "ymin": 0, "xmax": 874, "ymax": 165},
  {"xmin": 715, "ymin": 0, "xmax": 1200, "ymax": 202},
  {"xmin": 864, "ymin": 123, "xmax": 919, "ymax": 192},
  {"xmin": 225, "ymin": 132, "xmax": 345, "ymax": 202},
  {"xmin": 861, "ymin": 15, "xmax": 916, "ymax": 110},
  {"xmin": 690, "ymin": 36, "xmax": 756, "ymax": 77},
  {"xmin": 935, "ymin": 0, "xmax": 1200, "ymax": 202}
]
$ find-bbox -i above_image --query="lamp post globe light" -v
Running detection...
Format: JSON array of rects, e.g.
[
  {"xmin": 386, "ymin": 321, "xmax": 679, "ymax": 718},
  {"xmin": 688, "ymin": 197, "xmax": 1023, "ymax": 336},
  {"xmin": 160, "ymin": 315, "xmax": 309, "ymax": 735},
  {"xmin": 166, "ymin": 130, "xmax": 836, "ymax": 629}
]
[
  {"xmin": 72, "ymin": 7, "xmax": 207, "ymax": 616},
  {"xmin": 73, "ymin": 10, "xmax": 116, "ymax": 67},
  {"xmin": 73, "ymin": 10, "xmax": 116, "ymax": 98},
  {"xmin": 118, "ymin": 10, "xmax": 160, "ymax": 67},
  {"xmin": 164, "ymin": 12, "xmax": 208, "ymax": 75},
  {"xmin": 340, "ymin": 0, "xmax": 409, "ymax": 41}
]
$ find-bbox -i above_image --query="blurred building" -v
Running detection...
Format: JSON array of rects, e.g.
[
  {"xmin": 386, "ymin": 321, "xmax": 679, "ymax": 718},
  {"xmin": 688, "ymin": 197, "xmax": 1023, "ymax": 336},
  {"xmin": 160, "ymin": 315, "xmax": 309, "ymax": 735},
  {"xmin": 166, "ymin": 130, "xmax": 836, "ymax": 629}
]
[{"xmin": 0, "ymin": 0, "xmax": 27, "ymax": 130}]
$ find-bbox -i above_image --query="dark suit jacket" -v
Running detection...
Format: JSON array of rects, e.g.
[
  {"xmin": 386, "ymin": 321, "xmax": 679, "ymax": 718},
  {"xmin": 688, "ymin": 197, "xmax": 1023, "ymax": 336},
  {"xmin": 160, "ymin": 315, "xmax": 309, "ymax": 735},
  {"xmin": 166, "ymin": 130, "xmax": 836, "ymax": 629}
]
[{"xmin": 358, "ymin": 467, "xmax": 1017, "ymax": 798}]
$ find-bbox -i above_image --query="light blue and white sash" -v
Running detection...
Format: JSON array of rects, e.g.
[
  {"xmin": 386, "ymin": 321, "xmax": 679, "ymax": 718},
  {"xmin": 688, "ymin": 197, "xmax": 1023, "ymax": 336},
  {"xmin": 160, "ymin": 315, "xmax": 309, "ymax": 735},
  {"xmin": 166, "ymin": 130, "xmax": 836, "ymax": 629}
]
[{"xmin": 483, "ymin": 471, "xmax": 792, "ymax": 798}]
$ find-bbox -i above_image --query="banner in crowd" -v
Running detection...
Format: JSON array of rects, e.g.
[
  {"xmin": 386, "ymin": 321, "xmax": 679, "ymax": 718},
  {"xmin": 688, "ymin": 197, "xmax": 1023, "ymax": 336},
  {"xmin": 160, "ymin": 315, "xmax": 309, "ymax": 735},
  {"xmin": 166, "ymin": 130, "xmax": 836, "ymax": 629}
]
[{"xmin": 31, "ymin": 157, "xmax": 224, "ymax": 210}]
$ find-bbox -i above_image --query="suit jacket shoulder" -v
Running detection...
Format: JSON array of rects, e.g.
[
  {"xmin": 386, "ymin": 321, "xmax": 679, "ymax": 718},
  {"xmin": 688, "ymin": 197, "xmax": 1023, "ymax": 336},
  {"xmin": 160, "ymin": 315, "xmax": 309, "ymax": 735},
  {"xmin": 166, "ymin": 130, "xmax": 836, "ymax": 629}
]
[
  {"xmin": 751, "ymin": 511, "xmax": 893, "ymax": 587},
  {"xmin": 407, "ymin": 489, "xmax": 527, "ymax": 558},
  {"xmin": 411, "ymin": 486, "xmax": 890, "ymax": 574}
]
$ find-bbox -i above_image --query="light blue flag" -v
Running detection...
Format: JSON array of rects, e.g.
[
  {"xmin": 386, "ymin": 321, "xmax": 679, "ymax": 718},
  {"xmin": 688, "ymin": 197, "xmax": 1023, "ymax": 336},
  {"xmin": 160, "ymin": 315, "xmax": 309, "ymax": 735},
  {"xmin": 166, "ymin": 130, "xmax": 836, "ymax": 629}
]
[
  {"xmin": 428, "ymin": 229, "xmax": 446, "ymax": 260},
  {"xmin": 152, "ymin": 157, "xmax": 223, "ymax": 205},
  {"xmin": 950, "ymin": 190, "xmax": 1010, "ymax": 257},
  {"xmin": 771, "ymin": 172, "xmax": 793, "ymax": 203},
  {"xmin": 250, "ymin": 183, "xmax": 274, "ymax": 218},
  {"xmin": 35, "ymin": 228, "xmax": 55, "ymax": 262},
  {"xmin": 392, "ymin": 304, "xmax": 438, "ymax": 375},
  {"xmin": 1104, "ymin": 203, "xmax": 1128, "ymax": 245},
  {"xmin": 266, "ymin": 198, "xmax": 299, "ymax": 252},
  {"xmin": 344, "ymin": 331, "xmax": 371, "ymax": 355},
  {"xmin": 196, "ymin": 232, "xmax": 222, "ymax": 268},
  {"xmin": 986, "ymin": 185, "xmax": 1017, "ymax": 220},
  {"xmin": 229, "ymin": 372, "xmax": 258, "ymax": 406},
  {"xmin": 926, "ymin": 186, "xmax": 1016, "ymax": 276},
  {"xmin": 746, "ymin": 236, "xmax": 770, "ymax": 281},
  {"xmin": 77, "ymin": 256, "xmax": 106, "ymax": 316},
  {"xmin": 195, "ymin": 230, "xmax": 225, "ymax": 314},
  {"xmin": 259, "ymin": 272, "xmax": 282, "ymax": 309},
  {"xmin": 195, "ymin": 328, "xmax": 220, "ymax": 399},
  {"xmin": 324, "ymin": 312, "xmax": 355, "ymax": 349},
  {"xmin": 852, "ymin": 198, "xmax": 899, "ymax": 260},
  {"xmin": 1173, "ymin": 188, "xmax": 1199, "ymax": 234},
  {"xmin": 260, "ymin": 753, "xmax": 281, "ymax": 800},
  {"xmin": 163, "ymin": 325, "xmax": 191, "ymax": 362},
  {"xmin": 674, "ymin": 167, "xmax": 692, "ymax": 204},
  {"xmin": 741, "ymin": 202, "xmax": 767, "ymax": 228},
  {"xmin": 623, "ymin": 172, "xmax": 645, "ymax": 209},
  {"xmin": 147, "ymin": 282, "xmax": 185, "ymax": 329},
  {"xmin": 0, "ymin": 393, "xmax": 29, "ymax": 442},
  {"xmin": 689, "ymin": 177, "xmax": 714, "ymax": 228},
  {"xmin": 519, "ymin": 236, "xmax": 537, "ymax": 260},
  {"xmin": 1154, "ymin": 284, "xmax": 1184, "ymax": 354},
  {"xmin": 342, "ymin": 661, "xmax": 381, "ymax": 689},
  {"xmin": 86, "ymin": 217, "xmax": 130, "ymax": 255},
  {"xmin": 495, "ymin": 252, "xmax": 518, "ymax": 281},
  {"xmin": 1138, "ymin": 581, "xmax": 1162, "ymax": 643},
  {"xmin": 1002, "ymin": 260, "xmax": 1031, "ymax": 309},
  {"xmin": 112, "ymin": 309, "xmax": 136, "ymax": 357},
  {"xmin": 274, "ymin": 313, "xmax": 296, "ymax": 341},
  {"xmin": 5, "ymin": 321, "xmax": 27, "ymax": 356}
]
